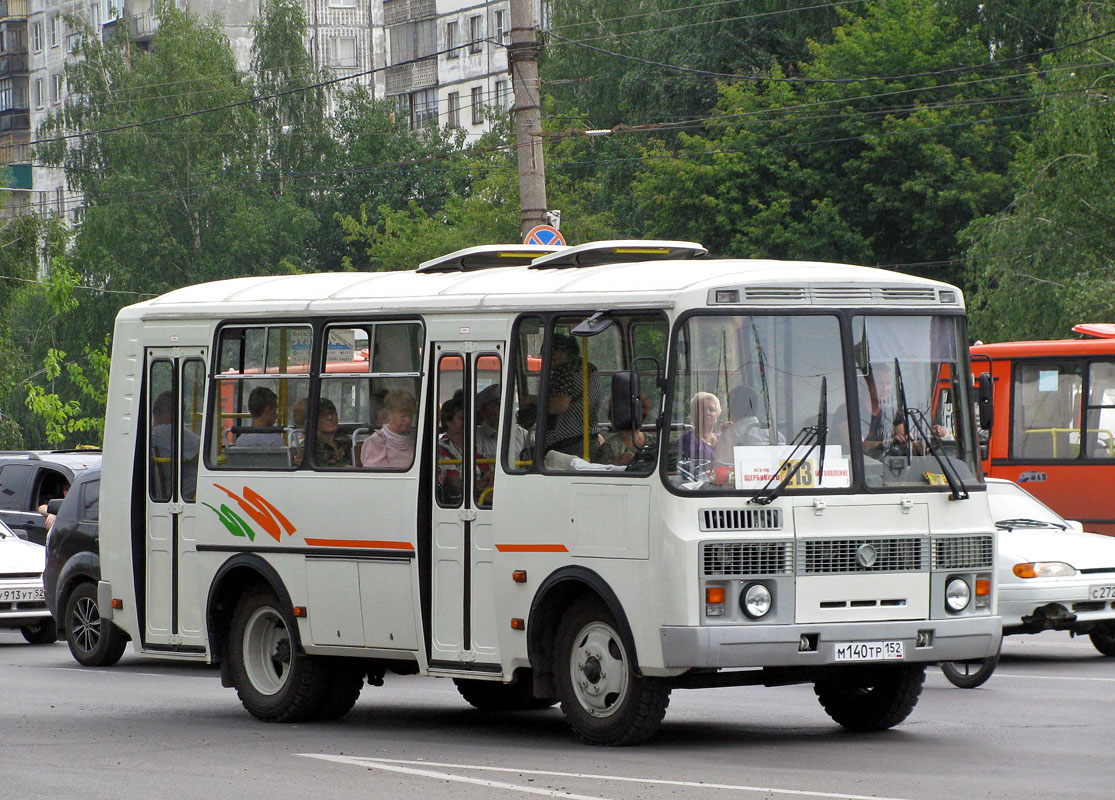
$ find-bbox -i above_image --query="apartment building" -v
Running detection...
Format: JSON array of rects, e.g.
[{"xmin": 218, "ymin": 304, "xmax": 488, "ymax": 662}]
[{"xmin": 0, "ymin": 0, "xmax": 533, "ymax": 222}]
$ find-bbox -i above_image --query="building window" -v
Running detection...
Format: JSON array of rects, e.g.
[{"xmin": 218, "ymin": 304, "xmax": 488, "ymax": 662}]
[
  {"xmin": 446, "ymin": 20, "xmax": 458, "ymax": 58},
  {"xmin": 31, "ymin": 22, "xmax": 42, "ymax": 53},
  {"xmin": 470, "ymin": 86, "xmax": 483, "ymax": 125},
  {"xmin": 413, "ymin": 88, "xmax": 437, "ymax": 129},
  {"xmin": 55, "ymin": 187, "xmax": 65, "ymax": 216},
  {"xmin": 5, "ymin": 28, "xmax": 25, "ymax": 52},
  {"xmin": 447, "ymin": 91, "xmax": 459, "ymax": 128},
  {"xmin": 51, "ymin": 74, "xmax": 63, "ymax": 105},
  {"xmin": 495, "ymin": 79, "xmax": 510, "ymax": 110},
  {"xmin": 0, "ymin": 79, "xmax": 12, "ymax": 112},
  {"xmin": 49, "ymin": 15, "xmax": 60, "ymax": 47},
  {"xmin": 91, "ymin": 2, "xmax": 100, "ymax": 27},
  {"xmin": 333, "ymin": 36, "xmax": 357, "ymax": 67},
  {"xmin": 33, "ymin": 78, "xmax": 42, "ymax": 109},
  {"xmin": 494, "ymin": 9, "xmax": 506, "ymax": 42},
  {"xmin": 468, "ymin": 15, "xmax": 482, "ymax": 53},
  {"xmin": 389, "ymin": 19, "xmax": 435, "ymax": 65},
  {"xmin": 329, "ymin": 0, "xmax": 356, "ymax": 6}
]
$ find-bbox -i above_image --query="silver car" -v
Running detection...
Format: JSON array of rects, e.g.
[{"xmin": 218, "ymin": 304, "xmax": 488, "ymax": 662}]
[
  {"xmin": 0, "ymin": 519, "xmax": 57, "ymax": 643},
  {"xmin": 942, "ymin": 478, "xmax": 1115, "ymax": 687}
]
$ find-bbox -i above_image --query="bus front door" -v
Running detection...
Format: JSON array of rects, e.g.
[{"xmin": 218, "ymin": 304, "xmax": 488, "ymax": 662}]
[
  {"xmin": 429, "ymin": 344, "xmax": 503, "ymax": 672},
  {"xmin": 143, "ymin": 349, "xmax": 207, "ymax": 653}
]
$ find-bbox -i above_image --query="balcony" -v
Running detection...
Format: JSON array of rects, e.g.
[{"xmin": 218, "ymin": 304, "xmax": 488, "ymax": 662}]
[
  {"xmin": 0, "ymin": 111, "xmax": 29, "ymax": 132},
  {"xmin": 1, "ymin": 162, "xmax": 31, "ymax": 189},
  {"xmin": 0, "ymin": 0, "xmax": 28, "ymax": 20},
  {"xmin": 128, "ymin": 12, "xmax": 158, "ymax": 41},
  {"xmin": 385, "ymin": 56, "xmax": 437, "ymax": 95},
  {"xmin": 0, "ymin": 53, "xmax": 28, "ymax": 76}
]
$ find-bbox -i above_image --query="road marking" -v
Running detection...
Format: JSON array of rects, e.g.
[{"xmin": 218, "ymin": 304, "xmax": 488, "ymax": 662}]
[
  {"xmin": 989, "ymin": 673, "xmax": 1115, "ymax": 683},
  {"xmin": 298, "ymin": 754, "xmax": 917, "ymax": 800}
]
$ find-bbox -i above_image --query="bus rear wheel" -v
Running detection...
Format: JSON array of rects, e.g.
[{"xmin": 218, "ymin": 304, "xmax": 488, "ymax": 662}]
[
  {"xmin": 454, "ymin": 677, "xmax": 556, "ymax": 711},
  {"xmin": 554, "ymin": 596, "xmax": 670, "ymax": 746},
  {"xmin": 228, "ymin": 586, "xmax": 329, "ymax": 722},
  {"xmin": 814, "ymin": 664, "xmax": 925, "ymax": 731}
]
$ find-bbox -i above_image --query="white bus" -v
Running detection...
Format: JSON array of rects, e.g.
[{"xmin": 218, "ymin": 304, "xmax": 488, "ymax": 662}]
[{"xmin": 97, "ymin": 240, "xmax": 1000, "ymax": 745}]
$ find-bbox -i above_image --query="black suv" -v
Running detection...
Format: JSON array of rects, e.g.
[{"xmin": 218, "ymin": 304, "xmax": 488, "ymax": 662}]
[
  {"xmin": 43, "ymin": 468, "xmax": 129, "ymax": 666},
  {"xmin": 0, "ymin": 450, "xmax": 102, "ymax": 545}
]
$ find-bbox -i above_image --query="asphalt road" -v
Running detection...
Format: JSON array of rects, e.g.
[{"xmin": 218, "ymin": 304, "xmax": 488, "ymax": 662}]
[{"xmin": 2, "ymin": 630, "xmax": 1111, "ymax": 799}]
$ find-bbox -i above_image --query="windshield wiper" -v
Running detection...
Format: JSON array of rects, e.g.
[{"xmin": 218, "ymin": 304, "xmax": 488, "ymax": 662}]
[
  {"xmin": 996, "ymin": 518, "xmax": 1066, "ymax": 530},
  {"xmin": 752, "ymin": 377, "xmax": 827, "ymax": 506},
  {"xmin": 892, "ymin": 360, "xmax": 969, "ymax": 501}
]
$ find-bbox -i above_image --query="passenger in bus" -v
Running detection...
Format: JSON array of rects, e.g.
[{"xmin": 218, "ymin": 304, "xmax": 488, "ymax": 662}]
[
  {"xmin": 543, "ymin": 334, "xmax": 603, "ymax": 456},
  {"xmin": 678, "ymin": 391, "xmax": 721, "ymax": 462},
  {"xmin": 150, "ymin": 390, "xmax": 201, "ymax": 497},
  {"xmin": 712, "ymin": 386, "xmax": 776, "ymax": 468},
  {"xmin": 235, "ymin": 387, "xmax": 283, "ymax": 447},
  {"xmin": 598, "ymin": 395, "xmax": 655, "ymax": 466},
  {"xmin": 862, "ymin": 364, "xmax": 897, "ymax": 458},
  {"xmin": 436, "ymin": 393, "xmax": 465, "ymax": 503},
  {"xmin": 477, "ymin": 384, "xmax": 533, "ymax": 470},
  {"xmin": 313, "ymin": 397, "xmax": 352, "ymax": 467},
  {"xmin": 360, "ymin": 390, "xmax": 417, "ymax": 469}
]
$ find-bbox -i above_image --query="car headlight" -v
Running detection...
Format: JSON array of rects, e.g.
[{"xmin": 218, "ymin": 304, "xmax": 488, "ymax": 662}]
[
  {"xmin": 945, "ymin": 577, "xmax": 971, "ymax": 612},
  {"xmin": 1013, "ymin": 562, "xmax": 1078, "ymax": 578},
  {"xmin": 741, "ymin": 582, "xmax": 772, "ymax": 619}
]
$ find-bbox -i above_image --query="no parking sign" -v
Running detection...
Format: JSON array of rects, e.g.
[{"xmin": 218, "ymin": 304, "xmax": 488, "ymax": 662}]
[{"xmin": 524, "ymin": 225, "xmax": 566, "ymax": 247}]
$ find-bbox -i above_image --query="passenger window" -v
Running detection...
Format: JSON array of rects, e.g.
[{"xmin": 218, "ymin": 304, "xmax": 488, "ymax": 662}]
[
  {"xmin": 317, "ymin": 322, "xmax": 422, "ymax": 470},
  {"xmin": 1011, "ymin": 360, "xmax": 1082, "ymax": 460},
  {"xmin": 211, "ymin": 325, "xmax": 311, "ymax": 470},
  {"xmin": 435, "ymin": 353, "xmax": 466, "ymax": 508},
  {"xmin": 81, "ymin": 480, "xmax": 100, "ymax": 522},
  {"xmin": 181, "ymin": 359, "xmax": 204, "ymax": 501},
  {"xmin": 507, "ymin": 316, "xmax": 543, "ymax": 473},
  {"xmin": 148, "ymin": 359, "xmax": 175, "ymax": 502},
  {"xmin": 1085, "ymin": 361, "xmax": 1115, "ymax": 458}
]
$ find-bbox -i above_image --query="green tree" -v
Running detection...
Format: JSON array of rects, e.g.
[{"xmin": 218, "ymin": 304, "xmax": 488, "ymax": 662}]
[{"xmin": 964, "ymin": 4, "xmax": 1115, "ymax": 342}]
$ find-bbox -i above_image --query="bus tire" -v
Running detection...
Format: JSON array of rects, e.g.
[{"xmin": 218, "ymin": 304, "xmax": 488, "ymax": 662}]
[
  {"xmin": 64, "ymin": 581, "xmax": 127, "ymax": 667},
  {"xmin": 228, "ymin": 586, "xmax": 328, "ymax": 722},
  {"xmin": 454, "ymin": 677, "xmax": 557, "ymax": 711},
  {"xmin": 940, "ymin": 652, "xmax": 1000, "ymax": 688},
  {"xmin": 20, "ymin": 618, "xmax": 57, "ymax": 644},
  {"xmin": 312, "ymin": 660, "xmax": 366, "ymax": 721},
  {"xmin": 814, "ymin": 664, "xmax": 925, "ymax": 731},
  {"xmin": 1090, "ymin": 622, "xmax": 1115, "ymax": 656},
  {"xmin": 554, "ymin": 596, "xmax": 670, "ymax": 745}
]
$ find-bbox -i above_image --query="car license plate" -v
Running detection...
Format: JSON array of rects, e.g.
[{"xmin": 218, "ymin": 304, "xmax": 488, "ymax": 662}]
[
  {"xmin": 0, "ymin": 587, "xmax": 44, "ymax": 602},
  {"xmin": 833, "ymin": 640, "xmax": 905, "ymax": 662},
  {"xmin": 1089, "ymin": 584, "xmax": 1115, "ymax": 601}
]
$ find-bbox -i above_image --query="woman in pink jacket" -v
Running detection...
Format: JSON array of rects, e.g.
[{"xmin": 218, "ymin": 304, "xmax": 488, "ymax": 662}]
[{"xmin": 360, "ymin": 390, "xmax": 417, "ymax": 468}]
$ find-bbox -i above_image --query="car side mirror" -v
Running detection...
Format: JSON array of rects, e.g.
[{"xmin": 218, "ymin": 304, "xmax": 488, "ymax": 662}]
[
  {"xmin": 47, "ymin": 498, "xmax": 64, "ymax": 516},
  {"xmin": 976, "ymin": 372, "xmax": 994, "ymax": 430},
  {"xmin": 611, "ymin": 370, "xmax": 642, "ymax": 432}
]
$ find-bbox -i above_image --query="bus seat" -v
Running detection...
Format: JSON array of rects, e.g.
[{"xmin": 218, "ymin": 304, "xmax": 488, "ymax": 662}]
[
  {"xmin": 225, "ymin": 446, "xmax": 291, "ymax": 468},
  {"xmin": 351, "ymin": 428, "xmax": 371, "ymax": 466}
]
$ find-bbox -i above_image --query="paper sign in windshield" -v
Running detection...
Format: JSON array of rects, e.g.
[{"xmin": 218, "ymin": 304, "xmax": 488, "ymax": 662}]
[{"xmin": 733, "ymin": 444, "xmax": 851, "ymax": 490}]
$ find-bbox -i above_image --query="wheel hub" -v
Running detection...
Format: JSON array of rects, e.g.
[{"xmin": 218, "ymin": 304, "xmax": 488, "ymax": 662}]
[{"xmin": 570, "ymin": 621, "xmax": 629, "ymax": 717}]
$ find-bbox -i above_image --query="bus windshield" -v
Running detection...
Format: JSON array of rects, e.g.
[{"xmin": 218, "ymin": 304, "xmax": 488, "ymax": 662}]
[{"xmin": 667, "ymin": 312, "xmax": 979, "ymax": 493}]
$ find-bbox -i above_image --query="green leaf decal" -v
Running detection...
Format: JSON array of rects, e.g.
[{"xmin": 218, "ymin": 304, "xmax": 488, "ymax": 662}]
[{"xmin": 203, "ymin": 502, "xmax": 255, "ymax": 541}]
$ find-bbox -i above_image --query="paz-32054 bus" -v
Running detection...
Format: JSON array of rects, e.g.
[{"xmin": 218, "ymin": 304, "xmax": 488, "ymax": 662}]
[{"xmin": 96, "ymin": 240, "xmax": 1000, "ymax": 745}]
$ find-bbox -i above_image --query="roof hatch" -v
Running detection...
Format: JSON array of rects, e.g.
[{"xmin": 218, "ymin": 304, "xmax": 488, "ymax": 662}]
[
  {"xmin": 416, "ymin": 243, "xmax": 563, "ymax": 273},
  {"xmin": 528, "ymin": 240, "xmax": 707, "ymax": 269}
]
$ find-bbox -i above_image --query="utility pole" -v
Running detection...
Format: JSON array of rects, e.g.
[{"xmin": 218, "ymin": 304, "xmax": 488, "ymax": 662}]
[{"xmin": 508, "ymin": 0, "xmax": 546, "ymax": 240}]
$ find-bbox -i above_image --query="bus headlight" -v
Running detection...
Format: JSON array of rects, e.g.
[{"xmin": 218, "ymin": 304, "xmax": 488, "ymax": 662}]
[
  {"xmin": 741, "ymin": 582, "xmax": 772, "ymax": 619},
  {"xmin": 945, "ymin": 577, "xmax": 971, "ymax": 612}
]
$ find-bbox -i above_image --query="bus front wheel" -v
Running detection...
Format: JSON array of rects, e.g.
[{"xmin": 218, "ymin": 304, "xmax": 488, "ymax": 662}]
[
  {"xmin": 553, "ymin": 596, "xmax": 670, "ymax": 745},
  {"xmin": 814, "ymin": 663, "xmax": 925, "ymax": 731},
  {"xmin": 228, "ymin": 586, "xmax": 329, "ymax": 722}
]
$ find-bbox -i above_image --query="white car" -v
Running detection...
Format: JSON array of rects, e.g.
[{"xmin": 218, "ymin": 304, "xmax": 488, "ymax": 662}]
[
  {"xmin": 0, "ymin": 519, "xmax": 57, "ymax": 643},
  {"xmin": 942, "ymin": 478, "xmax": 1115, "ymax": 687}
]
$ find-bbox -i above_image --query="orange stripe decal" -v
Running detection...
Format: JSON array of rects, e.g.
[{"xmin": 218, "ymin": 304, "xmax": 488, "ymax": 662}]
[
  {"xmin": 304, "ymin": 538, "xmax": 415, "ymax": 550},
  {"xmin": 494, "ymin": 544, "xmax": 569, "ymax": 553}
]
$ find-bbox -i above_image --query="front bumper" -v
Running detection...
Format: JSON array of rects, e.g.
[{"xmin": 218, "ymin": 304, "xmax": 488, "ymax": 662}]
[
  {"xmin": 1000, "ymin": 580, "xmax": 1115, "ymax": 631},
  {"xmin": 660, "ymin": 616, "xmax": 1002, "ymax": 668},
  {"xmin": 0, "ymin": 581, "xmax": 51, "ymax": 630}
]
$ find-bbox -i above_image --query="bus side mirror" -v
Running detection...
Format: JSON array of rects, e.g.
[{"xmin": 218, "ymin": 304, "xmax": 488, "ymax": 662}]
[
  {"xmin": 976, "ymin": 373, "xmax": 994, "ymax": 430},
  {"xmin": 611, "ymin": 370, "xmax": 642, "ymax": 432}
]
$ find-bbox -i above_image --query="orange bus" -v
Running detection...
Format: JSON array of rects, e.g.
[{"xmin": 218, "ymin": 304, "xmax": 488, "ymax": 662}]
[{"xmin": 971, "ymin": 324, "xmax": 1115, "ymax": 535}]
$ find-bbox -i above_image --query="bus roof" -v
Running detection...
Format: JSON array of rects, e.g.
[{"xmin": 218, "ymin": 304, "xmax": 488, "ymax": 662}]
[
  {"xmin": 121, "ymin": 242, "xmax": 963, "ymax": 322},
  {"xmin": 972, "ymin": 333, "xmax": 1115, "ymax": 359}
]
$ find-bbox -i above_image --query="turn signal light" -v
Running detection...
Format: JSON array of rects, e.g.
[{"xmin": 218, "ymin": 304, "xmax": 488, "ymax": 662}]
[
  {"xmin": 510, "ymin": 618, "xmax": 525, "ymax": 630},
  {"xmin": 975, "ymin": 578, "xmax": 991, "ymax": 596},
  {"xmin": 292, "ymin": 606, "xmax": 308, "ymax": 618},
  {"xmin": 512, "ymin": 570, "xmax": 527, "ymax": 583},
  {"xmin": 706, "ymin": 587, "xmax": 725, "ymax": 604},
  {"xmin": 1013, "ymin": 564, "xmax": 1036, "ymax": 579},
  {"xmin": 111, "ymin": 598, "xmax": 123, "ymax": 610}
]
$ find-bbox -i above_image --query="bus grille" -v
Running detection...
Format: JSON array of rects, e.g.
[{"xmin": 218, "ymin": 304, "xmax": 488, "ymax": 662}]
[
  {"xmin": 932, "ymin": 535, "xmax": 994, "ymax": 570},
  {"xmin": 799, "ymin": 537, "xmax": 928, "ymax": 574},
  {"xmin": 702, "ymin": 541, "xmax": 792, "ymax": 576},
  {"xmin": 700, "ymin": 507, "xmax": 782, "ymax": 531}
]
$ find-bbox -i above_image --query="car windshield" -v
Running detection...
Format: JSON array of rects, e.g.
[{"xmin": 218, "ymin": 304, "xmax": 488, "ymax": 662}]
[{"xmin": 986, "ymin": 480, "xmax": 1069, "ymax": 530}]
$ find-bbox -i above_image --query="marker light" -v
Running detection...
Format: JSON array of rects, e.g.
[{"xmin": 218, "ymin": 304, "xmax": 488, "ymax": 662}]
[
  {"xmin": 1013, "ymin": 562, "xmax": 1078, "ymax": 579},
  {"xmin": 742, "ymin": 583, "xmax": 772, "ymax": 619},
  {"xmin": 945, "ymin": 578, "xmax": 971, "ymax": 612}
]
